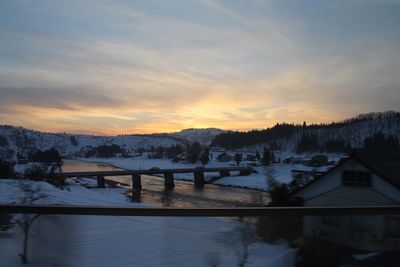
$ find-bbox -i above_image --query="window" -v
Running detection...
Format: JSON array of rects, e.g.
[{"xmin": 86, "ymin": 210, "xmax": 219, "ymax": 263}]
[
  {"xmin": 342, "ymin": 171, "xmax": 371, "ymax": 186},
  {"xmin": 385, "ymin": 217, "xmax": 400, "ymax": 238}
]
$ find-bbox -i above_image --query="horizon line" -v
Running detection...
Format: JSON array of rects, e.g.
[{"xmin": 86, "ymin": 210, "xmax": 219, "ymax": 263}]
[{"xmin": 1, "ymin": 110, "xmax": 398, "ymax": 137}]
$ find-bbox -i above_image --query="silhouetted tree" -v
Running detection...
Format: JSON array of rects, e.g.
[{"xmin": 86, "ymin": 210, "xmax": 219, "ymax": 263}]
[
  {"xmin": 257, "ymin": 168, "xmax": 303, "ymax": 243},
  {"xmin": 96, "ymin": 144, "xmax": 124, "ymax": 158},
  {"xmin": 69, "ymin": 136, "xmax": 78, "ymax": 146},
  {"xmin": 271, "ymin": 150, "xmax": 276, "ymax": 163},
  {"xmin": 262, "ymin": 147, "xmax": 272, "ymax": 166},
  {"xmin": 23, "ymin": 164, "xmax": 65, "ymax": 188},
  {"xmin": 268, "ymin": 183, "xmax": 290, "ymax": 206},
  {"xmin": 363, "ymin": 132, "xmax": 400, "ymax": 151},
  {"xmin": 234, "ymin": 152, "xmax": 242, "ymax": 166},
  {"xmin": 0, "ymin": 161, "xmax": 15, "ymax": 178},
  {"xmin": 84, "ymin": 144, "xmax": 125, "ymax": 158},
  {"xmin": 136, "ymin": 147, "xmax": 144, "ymax": 155},
  {"xmin": 31, "ymin": 148, "xmax": 62, "ymax": 164},
  {"xmin": 211, "ymin": 123, "xmax": 297, "ymax": 149},
  {"xmin": 323, "ymin": 138, "xmax": 351, "ymax": 153},
  {"xmin": 0, "ymin": 135, "xmax": 8, "ymax": 147},
  {"xmin": 187, "ymin": 142, "xmax": 201, "ymax": 163},
  {"xmin": 296, "ymin": 134, "xmax": 319, "ymax": 153},
  {"xmin": 200, "ymin": 148, "xmax": 210, "ymax": 165},
  {"xmin": 166, "ymin": 144, "xmax": 183, "ymax": 159},
  {"xmin": 155, "ymin": 146, "xmax": 165, "ymax": 158},
  {"xmin": 23, "ymin": 164, "xmax": 48, "ymax": 181}
]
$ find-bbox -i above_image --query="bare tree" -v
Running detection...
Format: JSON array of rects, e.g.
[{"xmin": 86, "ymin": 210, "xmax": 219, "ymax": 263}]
[
  {"xmin": 220, "ymin": 218, "xmax": 259, "ymax": 267},
  {"xmin": 16, "ymin": 182, "xmax": 48, "ymax": 264}
]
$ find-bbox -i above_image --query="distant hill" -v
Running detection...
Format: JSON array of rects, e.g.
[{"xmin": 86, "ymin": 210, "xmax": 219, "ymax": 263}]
[
  {"xmin": 211, "ymin": 111, "xmax": 400, "ymax": 152},
  {"xmin": 1, "ymin": 111, "xmax": 399, "ymax": 160},
  {"xmin": 0, "ymin": 126, "xmax": 225, "ymax": 160},
  {"xmin": 167, "ymin": 128, "xmax": 226, "ymax": 144}
]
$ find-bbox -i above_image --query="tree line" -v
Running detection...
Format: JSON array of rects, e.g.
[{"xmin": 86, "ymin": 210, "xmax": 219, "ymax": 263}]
[
  {"xmin": 150, "ymin": 142, "xmax": 210, "ymax": 165},
  {"xmin": 296, "ymin": 132, "xmax": 399, "ymax": 153},
  {"xmin": 211, "ymin": 111, "xmax": 400, "ymax": 152},
  {"xmin": 211, "ymin": 123, "xmax": 297, "ymax": 149}
]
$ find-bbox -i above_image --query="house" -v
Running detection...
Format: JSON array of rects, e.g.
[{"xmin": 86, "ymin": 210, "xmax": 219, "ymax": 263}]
[
  {"xmin": 294, "ymin": 151, "xmax": 400, "ymax": 253},
  {"xmin": 217, "ymin": 152, "xmax": 232, "ymax": 162},
  {"xmin": 245, "ymin": 154, "xmax": 257, "ymax": 162},
  {"xmin": 172, "ymin": 153, "xmax": 187, "ymax": 163}
]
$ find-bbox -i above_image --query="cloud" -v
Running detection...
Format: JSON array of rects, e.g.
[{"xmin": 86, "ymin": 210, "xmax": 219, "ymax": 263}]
[{"xmin": 0, "ymin": 86, "xmax": 121, "ymax": 111}]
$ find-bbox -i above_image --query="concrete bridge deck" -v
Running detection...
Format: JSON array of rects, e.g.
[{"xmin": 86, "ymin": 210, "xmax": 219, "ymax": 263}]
[{"xmin": 59, "ymin": 166, "xmax": 254, "ymax": 190}]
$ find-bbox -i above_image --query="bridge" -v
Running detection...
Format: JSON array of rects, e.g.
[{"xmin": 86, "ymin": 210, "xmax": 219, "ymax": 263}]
[{"xmin": 59, "ymin": 166, "xmax": 254, "ymax": 191}]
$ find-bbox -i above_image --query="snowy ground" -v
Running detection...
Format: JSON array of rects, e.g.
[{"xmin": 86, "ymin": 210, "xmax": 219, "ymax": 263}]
[
  {"xmin": 78, "ymin": 153, "xmax": 335, "ymax": 191},
  {"xmin": 0, "ymin": 179, "xmax": 296, "ymax": 267}
]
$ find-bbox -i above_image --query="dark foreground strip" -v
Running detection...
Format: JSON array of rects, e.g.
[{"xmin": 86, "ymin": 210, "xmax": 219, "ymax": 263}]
[{"xmin": 1, "ymin": 205, "xmax": 400, "ymax": 217}]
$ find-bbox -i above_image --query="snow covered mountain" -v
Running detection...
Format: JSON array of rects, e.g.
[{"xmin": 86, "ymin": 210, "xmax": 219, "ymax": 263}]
[
  {"xmin": 166, "ymin": 128, "xmax": 226, "ymax": 144},
  {"xmin": 0, "ymin": 126, "xmax": 225, "ymax": 160},
  {"xmin": 295, "ymin": 111, "xmax": 400, "ymax": 150},
  {"xmin": 1, "ymin": 111, "xmax": 399, "ymax": 160}
]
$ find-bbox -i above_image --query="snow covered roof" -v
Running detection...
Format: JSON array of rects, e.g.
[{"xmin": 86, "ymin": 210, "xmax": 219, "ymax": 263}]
[
  {"xmin": 293, "ymin": 150, "xmax": 400, "ymax": 196},
  {"xmin": 351, "ymin": 150, "xmax": 400, "ymax": 189}
]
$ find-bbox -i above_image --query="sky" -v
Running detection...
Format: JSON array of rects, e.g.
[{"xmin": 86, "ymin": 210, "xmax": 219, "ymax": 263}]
[{"xmin": 0, "ymin": 0, "xmax": 399, "ymax": 135}]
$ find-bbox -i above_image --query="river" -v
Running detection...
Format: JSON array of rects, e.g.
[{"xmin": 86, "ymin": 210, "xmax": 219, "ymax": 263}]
[{"xmin": 62, "ymin": 159, "xmax": 270, "ymax": 208}]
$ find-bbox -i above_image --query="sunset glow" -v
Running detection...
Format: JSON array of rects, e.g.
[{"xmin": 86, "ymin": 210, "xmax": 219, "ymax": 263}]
[{"xmin": 1, "ymin": 1, "xmax": 399, "ymax": 134}]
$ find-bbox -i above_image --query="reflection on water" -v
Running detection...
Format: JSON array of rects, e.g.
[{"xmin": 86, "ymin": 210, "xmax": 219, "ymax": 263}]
[
  {"xmin": 160, "ymin": 189, "xmax": 173, "ymax": 207},
  {"xmin": 62, "ymin": 159, "xmax": 270, "ymax": 207}
]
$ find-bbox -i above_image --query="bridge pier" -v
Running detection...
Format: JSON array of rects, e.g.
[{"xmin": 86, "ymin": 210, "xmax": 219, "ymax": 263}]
[
  {"xmin": 131, "ymin": 190, "xmax": 141, "ymax": 202},
  {"xmin": 97, "ymin": 176, "xmax": 105, "ymax": 188},
  {"xmin": 194, "ymin": 171, "xmax": 205, "ymax": 187},
  {"xmin": 164, "ymin": 172, "xmax": 175, "ymax": 189},
  {"xmin": 219, "ymin": 170, "xmax": 230, "ymax": 177},
  {"xmin": 132, "ymin": 174, "xmax": 142, "ymax": 191}
]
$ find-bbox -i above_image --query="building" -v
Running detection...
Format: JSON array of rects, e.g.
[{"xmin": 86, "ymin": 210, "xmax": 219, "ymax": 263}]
[
  {"xmin": 294, "ymin": 151, "xmax": 400, "ymax": 253},
  {"xmin": 217, "ymin": 152, "xmax": 232, "ymax": 162}
]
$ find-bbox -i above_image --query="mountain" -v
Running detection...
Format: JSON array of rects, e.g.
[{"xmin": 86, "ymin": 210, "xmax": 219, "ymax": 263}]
[
  {"xmin": 167, "ymin": 128, "xmax": 226, "ymax": 144},
  {"xmin": 0, "ymin": 126, "xmax": 225, "ymax": 160},
  {"xmin": 211, "ymin": 111, "xmax": 400, "ymax": 152},
  {"xmin": 1, "ymin": 111, "xmax": 399, "ymax": 160}
]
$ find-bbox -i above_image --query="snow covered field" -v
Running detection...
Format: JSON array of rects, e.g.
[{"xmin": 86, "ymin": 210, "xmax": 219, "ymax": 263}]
[
  {"xmin": 77, "ymin": 154, "xmax": 333, "ymax": 191},
  {"xmin": 0, "ymin": 179, "xmax": 296, "ymax": 267}
]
